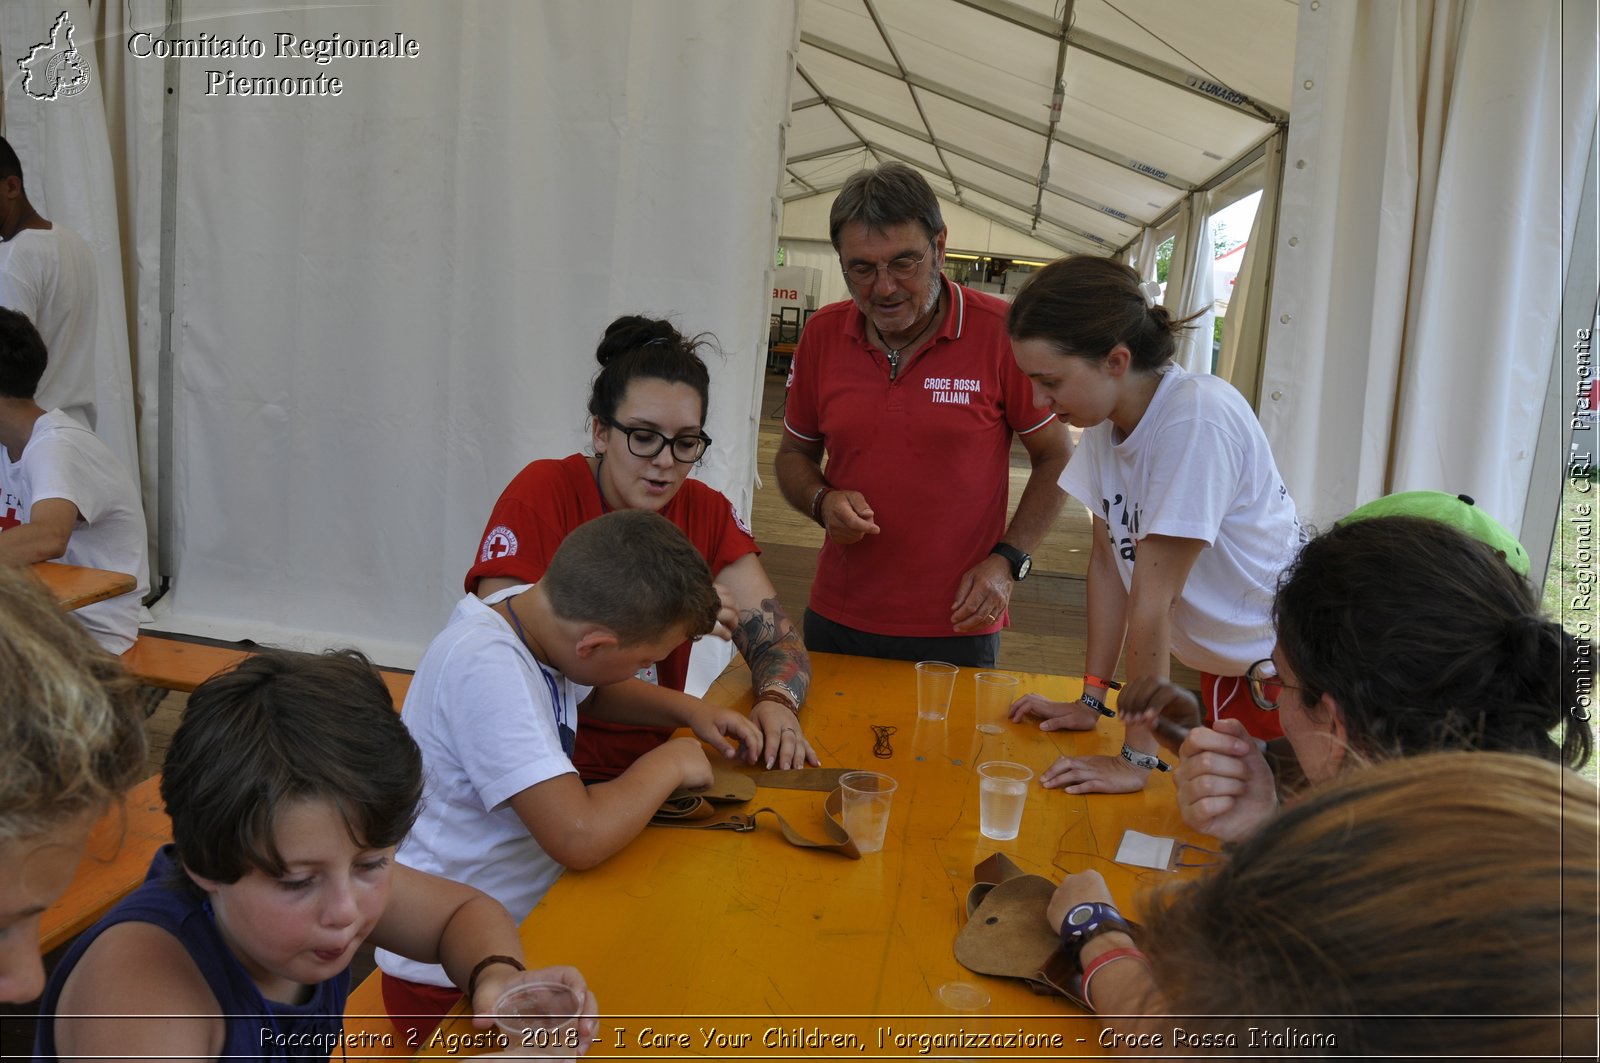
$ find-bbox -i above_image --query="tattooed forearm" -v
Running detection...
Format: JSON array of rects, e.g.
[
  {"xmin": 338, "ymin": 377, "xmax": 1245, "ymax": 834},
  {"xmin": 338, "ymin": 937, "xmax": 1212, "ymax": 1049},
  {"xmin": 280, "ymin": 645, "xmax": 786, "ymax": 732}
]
[{"xmin": 733, "ymin": 595, "xmax": 812, "ymax": 708}]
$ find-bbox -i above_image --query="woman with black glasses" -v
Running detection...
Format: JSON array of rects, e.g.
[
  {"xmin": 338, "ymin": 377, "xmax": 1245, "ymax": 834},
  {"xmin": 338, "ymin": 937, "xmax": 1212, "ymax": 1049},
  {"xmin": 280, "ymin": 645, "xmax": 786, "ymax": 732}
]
[{"xmin": 467, "ymin": 315, "xmax": 817, "ymax": 777}]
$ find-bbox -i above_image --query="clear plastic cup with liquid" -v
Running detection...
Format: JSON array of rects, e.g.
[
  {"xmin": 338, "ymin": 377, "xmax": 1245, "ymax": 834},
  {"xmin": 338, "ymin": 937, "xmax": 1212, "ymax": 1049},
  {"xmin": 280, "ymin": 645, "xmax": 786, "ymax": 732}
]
[{"xmin": 977, "ymin": 761, "xmax": 1032, "ymax": 841}]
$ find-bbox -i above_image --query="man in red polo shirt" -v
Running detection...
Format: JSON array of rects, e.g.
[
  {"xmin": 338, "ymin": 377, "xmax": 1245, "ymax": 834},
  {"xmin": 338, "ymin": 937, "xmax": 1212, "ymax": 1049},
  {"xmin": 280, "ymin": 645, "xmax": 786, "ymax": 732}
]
[{"xmin": 775, "ymin": 162, "xmax": 1071, "ymax": 667}]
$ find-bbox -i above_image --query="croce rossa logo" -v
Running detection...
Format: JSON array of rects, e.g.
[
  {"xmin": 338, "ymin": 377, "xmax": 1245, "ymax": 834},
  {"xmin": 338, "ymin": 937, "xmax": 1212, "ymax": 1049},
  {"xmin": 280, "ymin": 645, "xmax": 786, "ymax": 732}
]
[{"xmin": 19, "ymin": 10, "xmax": 91, "ymax": 101}]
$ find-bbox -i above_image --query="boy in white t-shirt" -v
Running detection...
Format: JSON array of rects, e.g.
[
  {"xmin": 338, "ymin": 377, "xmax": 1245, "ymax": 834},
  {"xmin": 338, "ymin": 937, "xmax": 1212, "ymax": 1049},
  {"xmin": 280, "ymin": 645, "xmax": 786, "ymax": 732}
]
[
  {"xmin": 0, "ymin": 308, "xmax": 146, "ymax": 653},
  {"xmin": 378, "ymin": 508, "xmax": 762, "ymax": 1038}
]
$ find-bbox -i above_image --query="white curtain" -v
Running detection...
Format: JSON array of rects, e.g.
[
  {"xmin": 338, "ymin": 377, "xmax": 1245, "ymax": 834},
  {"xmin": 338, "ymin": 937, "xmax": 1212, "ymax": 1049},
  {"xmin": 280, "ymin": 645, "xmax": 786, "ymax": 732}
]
[
  {"xmin": 0, "ymin": 0, "xmax": 140, "ymax": 487},
  {"xmin": 1162, "ymin": 193, "xmax": 1217, "ymax": 375},
  {"xmin": 1217, "ymin": 131, "xmax": 1286, "ymax": 403},
  {"xmin": 1130, "ymin": 226, "xmax": 1162, "ymax": 281},
  {"xmin": 97, "ymin": 0, "xmax": 797, "ymax": 666},
  {"xmin": 1263, "ymin": 0, "xmax": 1598, "ymax": 536}
]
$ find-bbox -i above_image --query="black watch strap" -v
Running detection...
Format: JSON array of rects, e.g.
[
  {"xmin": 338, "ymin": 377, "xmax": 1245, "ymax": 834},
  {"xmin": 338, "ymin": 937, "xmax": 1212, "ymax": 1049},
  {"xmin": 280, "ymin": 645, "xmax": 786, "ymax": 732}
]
[{"xmin": 990, "ymin": 542, "xmax": 1031, "ymax": 581}]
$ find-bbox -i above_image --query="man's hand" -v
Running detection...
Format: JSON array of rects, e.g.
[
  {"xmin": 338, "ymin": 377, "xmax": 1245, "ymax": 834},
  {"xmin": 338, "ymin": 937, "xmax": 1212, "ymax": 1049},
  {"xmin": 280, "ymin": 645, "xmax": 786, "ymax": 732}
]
[
  {"xmin": 750, "ymin": 700, "xmax": 820, "ymax": 770},
  {"xmin": 950, "ymin": 553, "xmax": 1012, "ymax": 632},
  {"xmin": 819, "ymin": 489, "xmax": 880, "ymax": 544}
]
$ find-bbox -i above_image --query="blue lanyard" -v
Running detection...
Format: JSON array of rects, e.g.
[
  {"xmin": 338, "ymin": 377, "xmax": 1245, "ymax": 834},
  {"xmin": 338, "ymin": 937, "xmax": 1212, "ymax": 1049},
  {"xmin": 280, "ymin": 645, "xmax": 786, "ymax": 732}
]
[{"xmin": 503, "ymin": 597, "xmax": 575, "ymax": 757}]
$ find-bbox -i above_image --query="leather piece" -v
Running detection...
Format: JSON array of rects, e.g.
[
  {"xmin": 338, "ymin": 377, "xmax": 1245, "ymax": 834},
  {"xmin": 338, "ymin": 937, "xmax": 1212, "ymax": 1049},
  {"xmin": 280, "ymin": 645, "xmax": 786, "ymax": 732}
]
[
  {"xmin": 953, "ymin": 873, "xmax": 1063, "ymax": 996},
  {"xmin": 956, "ymin": 855, "xmax": 1092, "ymax": 1008},
  {"xmin": 652, "ymin": 765, "xmax": 757, "ymax": 823},
  {"xmin": 648, "ymin": 784, "xmax": 861, "ymax": 859},
  {"xmin": 756, "ymin": 767, "xmax": 852, "ymax": 792},
  {"xmin": 667, "ymin": 765, "xmax": 756, "ymax": 804}
]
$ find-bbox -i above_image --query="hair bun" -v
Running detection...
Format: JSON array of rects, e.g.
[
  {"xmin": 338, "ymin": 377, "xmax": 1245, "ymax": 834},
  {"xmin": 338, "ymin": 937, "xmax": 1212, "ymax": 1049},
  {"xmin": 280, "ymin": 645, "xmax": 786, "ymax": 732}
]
[{"xmin": 597, "ymin": 315, "xmax": 681, "ymax": 366}]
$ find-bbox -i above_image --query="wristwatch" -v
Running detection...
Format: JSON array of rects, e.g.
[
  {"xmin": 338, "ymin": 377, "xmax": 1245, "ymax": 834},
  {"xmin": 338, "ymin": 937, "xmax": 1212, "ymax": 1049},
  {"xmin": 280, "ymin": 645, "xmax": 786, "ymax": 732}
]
[
  {"xmin": 1058, "ymin": 901, "xmax": 1131, "ymax": 961},
  {"xmin": 990, "ymin": 542, "xmax": 1032, "ymax": 581}
]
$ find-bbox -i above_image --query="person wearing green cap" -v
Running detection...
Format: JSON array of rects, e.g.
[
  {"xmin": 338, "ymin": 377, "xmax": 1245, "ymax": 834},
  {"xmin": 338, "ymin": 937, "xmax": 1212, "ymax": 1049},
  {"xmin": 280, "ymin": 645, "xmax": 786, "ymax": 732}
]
[{"xmin": 1338, "ymin": 489, "xmax": 1530, "ymax": 576}]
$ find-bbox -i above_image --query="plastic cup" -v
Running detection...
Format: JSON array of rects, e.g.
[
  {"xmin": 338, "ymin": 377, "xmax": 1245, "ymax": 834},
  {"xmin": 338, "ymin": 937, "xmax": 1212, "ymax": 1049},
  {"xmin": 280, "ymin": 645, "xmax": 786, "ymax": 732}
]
[
  {"xmin": 973, "ymin": 671, "xmax": 1020, "ymax": 733},
  {"xmin": 839, "ymin": 770, "xmax": 898, "ymax": 853},
  {"xmin": 494, "ymin": 980, "xmax": 583, "ymax": 1059},
  {"xmin": 977, "ymin": 761, "xmax": 1033, "ymax": 841},
  {"xmin": 916, "ymin": 660, "xmax": 959, "ymax": 720}
]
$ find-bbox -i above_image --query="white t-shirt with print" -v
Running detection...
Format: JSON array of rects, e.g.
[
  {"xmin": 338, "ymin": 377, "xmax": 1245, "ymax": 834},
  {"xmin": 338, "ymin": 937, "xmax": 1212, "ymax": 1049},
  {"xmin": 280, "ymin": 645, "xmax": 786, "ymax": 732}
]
[{"xmin": 1060, "ymin": 366, "xmax": 1302, "ymax": 676}]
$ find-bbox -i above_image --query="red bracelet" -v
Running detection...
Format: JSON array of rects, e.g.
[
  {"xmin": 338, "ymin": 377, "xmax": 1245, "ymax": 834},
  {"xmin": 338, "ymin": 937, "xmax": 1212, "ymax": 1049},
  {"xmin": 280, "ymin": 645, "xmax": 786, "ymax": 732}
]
[
  {"xmin": 1079, "ymin": 946, "xmax": 1148, "ymax": 1011},
  {"xmin": 1083, "ymin": 674, "xmax": 1121, "ymax": 692}
]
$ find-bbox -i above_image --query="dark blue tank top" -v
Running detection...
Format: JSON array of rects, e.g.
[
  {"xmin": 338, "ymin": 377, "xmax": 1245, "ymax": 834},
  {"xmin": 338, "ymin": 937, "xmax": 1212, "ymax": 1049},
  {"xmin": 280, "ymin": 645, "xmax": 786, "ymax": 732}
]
[{"xmin": 34, "ymin": 845, "xmax": 350, "ymax": 1061}]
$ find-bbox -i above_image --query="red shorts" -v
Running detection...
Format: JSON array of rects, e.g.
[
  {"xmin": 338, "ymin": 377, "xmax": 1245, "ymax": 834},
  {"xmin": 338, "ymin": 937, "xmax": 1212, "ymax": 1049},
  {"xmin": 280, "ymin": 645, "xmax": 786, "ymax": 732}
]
[
  {"xmin": 380, "ymin": 972, "xmax": 463, "ymax": 1044},
  {"xmin": 1200, "ymin": 672, "xmax": 1285, "ymax": 741}
]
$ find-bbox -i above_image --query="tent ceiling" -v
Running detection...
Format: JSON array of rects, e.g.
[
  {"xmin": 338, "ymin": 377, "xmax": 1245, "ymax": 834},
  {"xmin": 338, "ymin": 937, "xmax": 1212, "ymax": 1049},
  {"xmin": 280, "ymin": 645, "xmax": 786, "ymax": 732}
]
[{"xmin": 784, "ymin": 0, "xmax": 1297, "ymax": 255}]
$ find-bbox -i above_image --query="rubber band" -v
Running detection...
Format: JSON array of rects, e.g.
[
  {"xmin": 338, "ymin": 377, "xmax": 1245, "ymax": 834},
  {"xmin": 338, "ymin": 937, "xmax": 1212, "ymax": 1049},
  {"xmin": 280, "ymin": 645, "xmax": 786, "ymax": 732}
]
[{"xmin": 1080, "ymin": 946, "xmax": 1148, "ymax": 1011}]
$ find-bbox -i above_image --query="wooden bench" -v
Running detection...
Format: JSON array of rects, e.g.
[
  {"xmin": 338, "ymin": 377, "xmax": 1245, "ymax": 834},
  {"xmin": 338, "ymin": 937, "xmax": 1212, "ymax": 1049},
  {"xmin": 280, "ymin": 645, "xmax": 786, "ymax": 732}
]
[
  {"xmin": 39, "ymin": 637, "xmax": 414, "ymax": 959},
  {"xmin": 38, "ymin": 774, "xmax": 171, "ymax": 955},
  {"xmin": 121, "ymin": 633, "xmax": 413, "ymax": 705}
]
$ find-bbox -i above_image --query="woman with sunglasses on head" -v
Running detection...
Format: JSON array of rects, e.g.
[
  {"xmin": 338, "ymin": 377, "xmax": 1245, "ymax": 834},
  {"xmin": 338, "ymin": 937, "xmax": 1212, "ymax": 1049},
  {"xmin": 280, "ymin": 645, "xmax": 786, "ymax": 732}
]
[
  {"xmin": 1006, "ymin": 255, "xmax": 1303, "ymax": 794},
  {"xmin": 468, "ymin": 315, "xmax": 816, "ymax": 776},
  {"xmin": 1120, "ymin": 512, "xmax": 1594, "ymax": 843}
]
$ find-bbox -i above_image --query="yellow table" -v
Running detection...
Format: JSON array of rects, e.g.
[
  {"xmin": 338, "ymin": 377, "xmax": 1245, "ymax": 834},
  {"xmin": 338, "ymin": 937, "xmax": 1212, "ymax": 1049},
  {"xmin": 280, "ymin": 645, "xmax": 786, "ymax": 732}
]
[
  {"xmin": 29, "ymin": 559, "xmax": 137, "ymax": 611},
  {"xmin": 424, "ymin": 652, "xmax": 1214, "ymax": 1059}
]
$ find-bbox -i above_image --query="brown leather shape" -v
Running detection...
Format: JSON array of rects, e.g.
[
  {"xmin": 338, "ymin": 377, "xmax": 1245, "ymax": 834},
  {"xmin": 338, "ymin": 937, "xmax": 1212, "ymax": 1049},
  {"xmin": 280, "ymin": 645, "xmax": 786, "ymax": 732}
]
[
  {"xmin": 755, "ymin": 767, "xmax": 852, "ymax": 791},
  {"xmin": 652, "ymin": 765, "xmax": 757, "ymax": 822},
  {"xmin": 954, "ymin": 854, "xmax": 1087, "ymax": 1006}
]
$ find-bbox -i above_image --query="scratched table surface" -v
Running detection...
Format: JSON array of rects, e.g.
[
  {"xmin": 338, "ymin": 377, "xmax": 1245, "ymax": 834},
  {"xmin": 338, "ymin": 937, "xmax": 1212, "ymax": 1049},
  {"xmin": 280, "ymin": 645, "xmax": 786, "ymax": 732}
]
[
  {"xmin": 29, "ymin": 559, "xmax": 137, "ymax": 611},
  {"xmin": 424, "ymin": 651, "xmax": 1215, "ymax": 1060}
]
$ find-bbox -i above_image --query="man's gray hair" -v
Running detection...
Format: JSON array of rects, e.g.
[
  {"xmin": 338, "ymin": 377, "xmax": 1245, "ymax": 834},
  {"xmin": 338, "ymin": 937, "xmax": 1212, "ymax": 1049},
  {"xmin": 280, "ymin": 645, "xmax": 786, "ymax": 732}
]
[{"xmin": 828, "ymin": 161, "xmax": 944, "ymax": 250}]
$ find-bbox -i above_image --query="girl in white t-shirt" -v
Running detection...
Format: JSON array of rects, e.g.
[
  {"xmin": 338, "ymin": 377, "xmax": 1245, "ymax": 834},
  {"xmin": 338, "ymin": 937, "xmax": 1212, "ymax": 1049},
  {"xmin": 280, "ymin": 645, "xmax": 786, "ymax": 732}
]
[{"xmin": 1005, "ymin": 255, "xmax": 1302, "ymax": 794}]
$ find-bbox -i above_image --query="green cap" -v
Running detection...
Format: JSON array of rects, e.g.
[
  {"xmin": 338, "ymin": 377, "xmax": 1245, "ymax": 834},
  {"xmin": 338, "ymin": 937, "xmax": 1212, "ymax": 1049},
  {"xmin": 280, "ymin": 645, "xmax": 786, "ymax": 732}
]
[{"xmin": 1338, "ymin": 491, "xmax": 1530, "ymax": 577}]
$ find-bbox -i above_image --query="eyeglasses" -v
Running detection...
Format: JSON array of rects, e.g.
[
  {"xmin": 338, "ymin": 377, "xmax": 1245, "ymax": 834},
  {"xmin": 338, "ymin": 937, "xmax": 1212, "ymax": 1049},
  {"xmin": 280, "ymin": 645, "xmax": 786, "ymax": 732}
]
[
  {"xmin": 600, "ymin": 418, "xmax": 712, "ymax": 463},
  {"xmin": 841, "ymin": 245, "xmax": 932, "ymax": 287},
  {"xmin": 1246, "ymin": 658, "xmax": 1301, "ymax": 711}
]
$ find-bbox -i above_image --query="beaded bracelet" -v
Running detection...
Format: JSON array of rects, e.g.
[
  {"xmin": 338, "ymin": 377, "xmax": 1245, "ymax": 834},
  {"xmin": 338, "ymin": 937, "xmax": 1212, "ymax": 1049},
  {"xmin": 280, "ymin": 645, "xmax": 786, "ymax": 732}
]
[{"xmin": 1120, "ymin": 742, "xmax": 1171, "ymax": 773}]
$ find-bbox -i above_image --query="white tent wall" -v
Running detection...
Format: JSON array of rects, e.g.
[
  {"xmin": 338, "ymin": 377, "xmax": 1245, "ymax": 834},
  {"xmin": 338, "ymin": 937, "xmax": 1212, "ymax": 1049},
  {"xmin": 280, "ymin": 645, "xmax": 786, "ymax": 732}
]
[
  {"xmin": 1263, "ymin": 0, "xmax": 1598, "ymax": 546},
  {"xmin": 0, "ymin": 1, "xmax": 141, "ymax": 494},
  {"xmin": 100, "ymin": 0, "xmax": 798, "ymax": 666}
]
